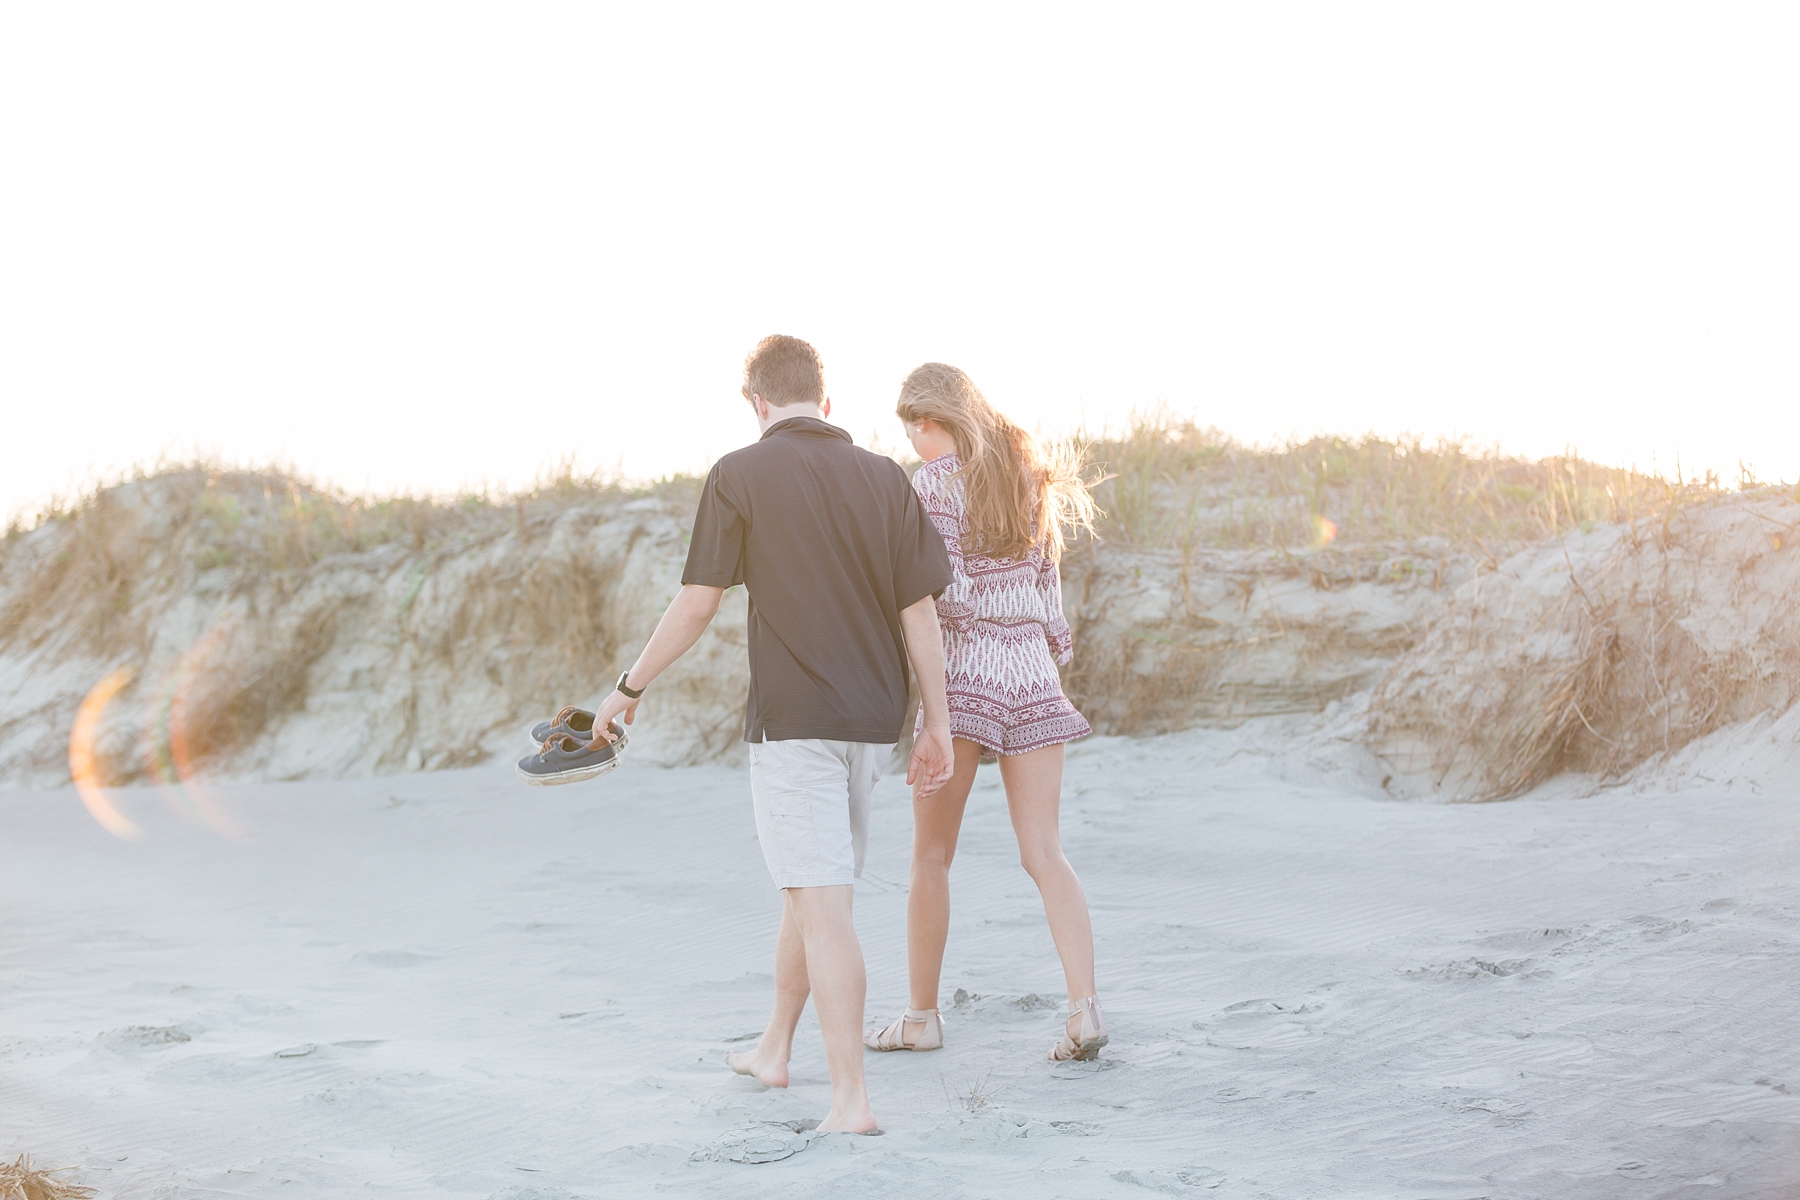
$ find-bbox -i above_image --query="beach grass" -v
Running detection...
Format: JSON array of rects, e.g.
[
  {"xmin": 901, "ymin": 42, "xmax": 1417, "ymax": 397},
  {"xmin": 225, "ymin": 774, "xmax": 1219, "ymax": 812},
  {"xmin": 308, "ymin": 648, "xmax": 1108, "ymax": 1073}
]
[
  {"xmin": 2, "ymin": 415, "xmax": 1759, "ymax": 589},
  {"xmin": 3, "ymin": 419, "xmax": 1767, "ymax": 671},
  {"xmin": 1070, "ymin": 409, "xmax": 1751, "ymax": 556},
  {"xmin": 0, "ymin": 460, "xmax": 701, "ymax": 653},
  {"xmin": 0, "ymin": 1155, "xmax": 93, "ymax": 1200}
]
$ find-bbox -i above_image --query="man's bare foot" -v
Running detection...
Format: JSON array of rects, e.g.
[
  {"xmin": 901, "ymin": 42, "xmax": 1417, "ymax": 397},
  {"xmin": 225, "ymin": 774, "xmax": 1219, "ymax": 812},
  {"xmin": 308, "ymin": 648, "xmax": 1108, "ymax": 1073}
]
[
  {"xmin": 725, "ymin": 1046, "xmax": 789, "ymax": 1088},
  {"xmin": 816, "ymin": 1103, "xmax": 879, "ymax": 1134}
]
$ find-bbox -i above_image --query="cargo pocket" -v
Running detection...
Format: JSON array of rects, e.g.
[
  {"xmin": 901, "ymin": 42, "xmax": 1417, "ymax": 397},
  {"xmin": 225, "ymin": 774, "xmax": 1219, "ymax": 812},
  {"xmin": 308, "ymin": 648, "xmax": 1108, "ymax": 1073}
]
[{"xmin": 751, "ymin": 741, "xmax": 828, "ymax": 875}]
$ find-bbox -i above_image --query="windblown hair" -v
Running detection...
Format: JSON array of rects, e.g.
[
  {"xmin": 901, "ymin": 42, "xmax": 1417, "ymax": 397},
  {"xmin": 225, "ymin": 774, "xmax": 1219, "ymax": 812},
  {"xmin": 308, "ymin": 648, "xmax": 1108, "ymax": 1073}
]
[{"xmin": 896, "ymin": 363, "xmax": 1098, "ymax": 562}]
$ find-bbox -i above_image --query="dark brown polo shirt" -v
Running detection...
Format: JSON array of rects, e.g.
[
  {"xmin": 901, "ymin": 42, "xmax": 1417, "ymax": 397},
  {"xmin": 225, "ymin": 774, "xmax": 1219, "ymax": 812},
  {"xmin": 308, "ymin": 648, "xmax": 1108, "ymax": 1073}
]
[{"xmin": 682, "ymin": 416, "xmax": 954, "ymax": 744}]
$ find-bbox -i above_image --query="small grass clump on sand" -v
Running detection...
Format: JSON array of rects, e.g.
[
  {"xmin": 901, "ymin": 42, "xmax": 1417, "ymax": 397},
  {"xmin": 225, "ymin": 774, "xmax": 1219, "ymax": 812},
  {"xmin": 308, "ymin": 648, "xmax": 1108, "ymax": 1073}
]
[{"xmin": 0, "ymin": 1155, "xmax": 94, "ymax": 1200}]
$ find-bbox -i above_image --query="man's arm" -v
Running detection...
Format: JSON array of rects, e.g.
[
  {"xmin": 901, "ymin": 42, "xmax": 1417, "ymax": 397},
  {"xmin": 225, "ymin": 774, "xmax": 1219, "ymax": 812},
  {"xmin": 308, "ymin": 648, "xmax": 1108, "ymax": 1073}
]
[
  {"xmin": 899, "ymin": 594, "xmax": 954, "ymax": 799},
  {"xmin": 587, "ymin": 584, "xmax": 726, "ymax": 746}
]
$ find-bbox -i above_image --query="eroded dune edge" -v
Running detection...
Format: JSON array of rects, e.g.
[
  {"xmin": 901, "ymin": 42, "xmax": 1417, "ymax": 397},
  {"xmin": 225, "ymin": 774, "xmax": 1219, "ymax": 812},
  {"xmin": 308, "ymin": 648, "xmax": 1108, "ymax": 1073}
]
[{"xmin": 2, "ymin": 453, "xmax": 1796, "ymax": 799}]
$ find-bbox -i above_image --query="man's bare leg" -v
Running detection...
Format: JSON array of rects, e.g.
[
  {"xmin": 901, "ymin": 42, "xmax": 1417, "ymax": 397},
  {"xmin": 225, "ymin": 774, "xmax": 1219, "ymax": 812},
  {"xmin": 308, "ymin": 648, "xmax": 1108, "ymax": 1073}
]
[
  {"xmin": 727, "ymin": 892, "xmax": 809, "ymax": 1087},
  {"xmin": 785, "ymin": 884, "xmax": 877, "ymax": 1133}
]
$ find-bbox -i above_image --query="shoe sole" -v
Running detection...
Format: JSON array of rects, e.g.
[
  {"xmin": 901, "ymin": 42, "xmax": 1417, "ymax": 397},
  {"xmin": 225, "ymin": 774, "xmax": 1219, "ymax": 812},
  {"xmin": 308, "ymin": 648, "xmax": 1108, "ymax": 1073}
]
[{"xmin": 515, "ymin": 755, "xmax": 623, "ymax": 787}]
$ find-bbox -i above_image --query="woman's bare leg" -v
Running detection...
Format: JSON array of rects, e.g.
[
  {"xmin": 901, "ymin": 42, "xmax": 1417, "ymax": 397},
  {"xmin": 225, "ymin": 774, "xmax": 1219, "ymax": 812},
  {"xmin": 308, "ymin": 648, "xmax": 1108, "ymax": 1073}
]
[
  {"xmin": 998, "ymin": 743, "xmax": 1097, "ymax": 1005},
  {"xmin": 905, "ymin": 738, "xmax": 983, "ymax": 1015}
]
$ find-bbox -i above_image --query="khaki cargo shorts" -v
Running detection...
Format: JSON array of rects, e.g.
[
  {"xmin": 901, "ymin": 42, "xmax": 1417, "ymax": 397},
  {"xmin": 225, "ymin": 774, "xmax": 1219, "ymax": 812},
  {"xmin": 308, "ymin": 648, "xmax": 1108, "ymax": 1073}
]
[{"xmin": 747, "ymin": 738, "xmax": 895, "ymax": 889}]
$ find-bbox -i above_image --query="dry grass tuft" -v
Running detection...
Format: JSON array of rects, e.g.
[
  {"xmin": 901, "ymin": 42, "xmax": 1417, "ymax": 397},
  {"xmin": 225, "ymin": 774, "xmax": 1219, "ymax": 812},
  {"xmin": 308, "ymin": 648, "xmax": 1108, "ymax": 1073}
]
[
  {"xmin": 1367, "ymin": 496, "xmax": 1800, "ymax": 799},
  {"xmin": 1072, "ymin": 409, "xmax": 1734, "ymax": 554},
  {"xmin": 1049, "ymin": 411, "xmax": 1758, "ymax": 742},
  {"xmin": 0, "ymin": 1156, "xmax": 94, "ymax": 1200},
  {"xmin": 1483, "ymin": 603, "xmax": 1622, "ymax": 800},
  {"xmin": 0, "ymin": 460, "xmax": 701, "ymax": 652},
  {"xmin": 0, "ymin": 489, "xmax": 155, "ymax": 653},
  {"xmin": 0, "ymin": 457, "xmax": 706, "ymax": 781}
]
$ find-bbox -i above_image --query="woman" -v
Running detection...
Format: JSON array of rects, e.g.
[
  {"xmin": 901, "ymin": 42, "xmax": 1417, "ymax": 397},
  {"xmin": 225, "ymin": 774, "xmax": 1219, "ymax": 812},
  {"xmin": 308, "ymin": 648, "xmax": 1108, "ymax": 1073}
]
[{"xmin": 864, "ymin": 362, "xmax": 1108, "ymax": 1062}]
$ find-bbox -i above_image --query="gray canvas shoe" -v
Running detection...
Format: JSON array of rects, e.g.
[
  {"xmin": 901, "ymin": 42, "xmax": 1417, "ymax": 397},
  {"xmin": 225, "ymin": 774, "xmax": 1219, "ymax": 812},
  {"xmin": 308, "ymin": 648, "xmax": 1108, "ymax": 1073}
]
[
  {"xmin": 527, "ymin": 707, "xmax": 628, "ymax": 751},
  {"xmin": 516, "ymin": 730, "xmax": 625, "ymax": 787}
]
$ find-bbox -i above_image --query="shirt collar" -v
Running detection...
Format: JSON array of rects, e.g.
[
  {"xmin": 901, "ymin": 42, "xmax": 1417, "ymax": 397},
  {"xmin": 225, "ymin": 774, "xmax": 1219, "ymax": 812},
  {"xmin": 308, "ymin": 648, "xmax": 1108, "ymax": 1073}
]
[{"xmin": 760, "ymin": 415, "xmax": 853, "ymax": 443}]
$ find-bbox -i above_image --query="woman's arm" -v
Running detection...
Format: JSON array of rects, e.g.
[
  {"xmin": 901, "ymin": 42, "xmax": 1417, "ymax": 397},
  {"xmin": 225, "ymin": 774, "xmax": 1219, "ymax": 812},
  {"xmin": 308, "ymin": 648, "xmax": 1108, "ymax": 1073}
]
[{"xmin": 1040, "ymin": 553, "xmax": 1075, "ymax": 666}]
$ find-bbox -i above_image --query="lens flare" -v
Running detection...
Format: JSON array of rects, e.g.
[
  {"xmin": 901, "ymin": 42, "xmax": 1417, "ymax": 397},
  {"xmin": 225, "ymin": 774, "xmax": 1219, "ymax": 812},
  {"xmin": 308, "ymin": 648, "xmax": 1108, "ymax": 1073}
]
[
  {"xmin": 141, "ymin": 621, "xmax": 245, "ymax": 840},
  {"xmin": 69, "ymin": 667, "xmax": 144, "ymax": 840},
  {"xmin": 1312, "ymin": 514, "xmax": 1338, "ymax": 549}
]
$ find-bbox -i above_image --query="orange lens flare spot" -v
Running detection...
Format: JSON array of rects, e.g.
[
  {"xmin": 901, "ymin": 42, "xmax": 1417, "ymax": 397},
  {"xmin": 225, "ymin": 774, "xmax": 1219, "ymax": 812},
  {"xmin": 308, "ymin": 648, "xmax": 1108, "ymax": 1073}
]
[
  {"xmin": 69, "ymin": 666, "xmax": 144, "ymax": 841},
  {"xmin": 1312, "ymin": 515, "xmax": 1338, "ymax": 549},
  {"xmin": 135, "ymin": 619, "xmax": 247, "ymax": 841}
]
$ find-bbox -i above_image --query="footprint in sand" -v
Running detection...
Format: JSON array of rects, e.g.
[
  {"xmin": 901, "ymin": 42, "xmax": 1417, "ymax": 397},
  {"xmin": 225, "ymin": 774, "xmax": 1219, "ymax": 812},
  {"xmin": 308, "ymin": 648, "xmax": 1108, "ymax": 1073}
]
[
  {"xmin": 353, "ymin": 949, "xmax": 436, "ymax": 968},
  {"xmin": 1112, "ymin": 1166, "xmax": 1227, "ymax": 1190},
  {"xmin": 689, "ymin": 1120, "xmax": 821, "ymax": 1164},
  {"xmin": 102, "ymin": 1024, "xmax": 194, "ymax": 1049}
]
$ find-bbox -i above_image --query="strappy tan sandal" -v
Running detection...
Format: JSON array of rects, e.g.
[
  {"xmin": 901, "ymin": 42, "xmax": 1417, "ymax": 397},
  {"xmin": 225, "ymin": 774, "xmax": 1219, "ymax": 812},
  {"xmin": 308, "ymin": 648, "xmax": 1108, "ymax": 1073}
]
[
  {"xmin": 863, "ymin": 1007, "xmax": 943, "ymax": 1052},
  {"xmin": 1048, "ymin": 996, "xmax": 1108, "ymax": 1061}
]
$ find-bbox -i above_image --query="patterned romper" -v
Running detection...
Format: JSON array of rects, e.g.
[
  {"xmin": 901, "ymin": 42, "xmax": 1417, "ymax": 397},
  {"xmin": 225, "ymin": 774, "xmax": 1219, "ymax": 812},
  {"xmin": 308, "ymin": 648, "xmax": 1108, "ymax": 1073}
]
[{"xmin": 911, "ymin": 454, "xmax": 1092, "ymax": 755}]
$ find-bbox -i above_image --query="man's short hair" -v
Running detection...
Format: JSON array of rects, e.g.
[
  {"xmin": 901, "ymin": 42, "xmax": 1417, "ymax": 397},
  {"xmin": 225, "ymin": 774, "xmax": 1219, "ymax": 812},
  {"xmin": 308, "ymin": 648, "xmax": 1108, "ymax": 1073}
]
[{"xmin": 742, "ymin": 335, "xmax": 826, "ymax": 408}]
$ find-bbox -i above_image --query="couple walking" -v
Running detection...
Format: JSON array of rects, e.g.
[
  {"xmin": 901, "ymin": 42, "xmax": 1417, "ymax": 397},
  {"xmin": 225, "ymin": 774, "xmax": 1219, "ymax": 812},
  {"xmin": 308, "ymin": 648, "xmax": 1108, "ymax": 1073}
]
[{"xmin": 586, "ymin": 335, "xmax": 1105, "ymax": 1133}]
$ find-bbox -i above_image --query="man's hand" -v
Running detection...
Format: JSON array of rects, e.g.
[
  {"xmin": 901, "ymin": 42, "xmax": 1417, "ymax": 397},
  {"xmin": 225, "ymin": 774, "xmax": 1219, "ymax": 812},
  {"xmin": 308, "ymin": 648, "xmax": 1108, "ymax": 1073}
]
[
  {"xmin": 907, "ymin": 723, "xmax": 954, "ymax": 800},
  {"xmin": 898, "ymin": 596, "xmax": 954, "ymax": 800},
  {"xmin": 585, "ymin": 689, "xmax": 638, "ymax": 748},
  {"xmin": 581, "ymin": 585, "xmax": 726, "ymax": 751}
]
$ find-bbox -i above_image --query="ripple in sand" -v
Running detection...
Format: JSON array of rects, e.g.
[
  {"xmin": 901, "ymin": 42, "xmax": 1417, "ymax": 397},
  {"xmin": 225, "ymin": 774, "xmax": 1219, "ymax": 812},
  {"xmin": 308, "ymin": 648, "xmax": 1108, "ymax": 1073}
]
[{"xmin": 102, "ymin": 1023, "xmax": 194, "ymax": 1048}]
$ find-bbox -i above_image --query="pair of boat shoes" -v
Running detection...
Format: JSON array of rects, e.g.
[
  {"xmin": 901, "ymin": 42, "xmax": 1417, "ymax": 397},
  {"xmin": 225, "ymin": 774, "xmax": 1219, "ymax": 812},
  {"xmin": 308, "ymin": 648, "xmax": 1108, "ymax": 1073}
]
[{"xmin": 514, "ymin": 705, "xmax": 629, "ymax": 786}]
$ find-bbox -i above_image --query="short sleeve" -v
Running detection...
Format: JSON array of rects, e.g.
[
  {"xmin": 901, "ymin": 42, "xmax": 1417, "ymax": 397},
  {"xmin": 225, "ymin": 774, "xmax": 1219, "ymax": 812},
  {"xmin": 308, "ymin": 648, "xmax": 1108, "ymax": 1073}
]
[
  {"xmin": 910, "ymin": 458, "xmax": 977, "ymax": 634},
  {"xmin": 681, "ymin": 464, "xmax": 746, "ymax": 587},
  {"xmin": 891, "ymin": 465, "xmax": 954, "ymax": 610}
]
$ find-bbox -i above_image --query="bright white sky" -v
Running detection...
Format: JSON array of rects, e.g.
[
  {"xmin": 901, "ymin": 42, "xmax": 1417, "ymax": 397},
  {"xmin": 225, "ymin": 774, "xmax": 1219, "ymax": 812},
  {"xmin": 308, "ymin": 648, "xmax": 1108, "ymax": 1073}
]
[{"xmin": 2, "ymin": 4, "xmax": 1797, "ymax": 525}]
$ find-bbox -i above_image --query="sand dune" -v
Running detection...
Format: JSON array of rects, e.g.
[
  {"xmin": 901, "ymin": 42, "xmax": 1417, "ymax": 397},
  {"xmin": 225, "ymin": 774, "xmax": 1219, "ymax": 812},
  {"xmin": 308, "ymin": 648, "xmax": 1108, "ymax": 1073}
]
[{"xmin": 4, "ymin": 720, "xmax": 1797, "ymax": 1197}]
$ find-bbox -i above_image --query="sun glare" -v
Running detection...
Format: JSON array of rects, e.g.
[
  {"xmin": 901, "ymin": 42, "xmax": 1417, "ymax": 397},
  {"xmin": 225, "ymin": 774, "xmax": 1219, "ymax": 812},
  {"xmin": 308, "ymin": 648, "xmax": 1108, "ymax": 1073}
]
[
  {"xmin": 68, "ymin": 667, "xmax": 144, "ymax": 841},
  {"xmin": 143, "ymin": 623, "xmax": 246, "ymax": 840}
]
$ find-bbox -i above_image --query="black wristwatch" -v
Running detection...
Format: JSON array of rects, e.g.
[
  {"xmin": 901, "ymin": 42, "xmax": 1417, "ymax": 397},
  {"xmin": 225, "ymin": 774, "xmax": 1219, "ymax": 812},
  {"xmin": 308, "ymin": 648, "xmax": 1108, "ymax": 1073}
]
[{"xmin": 615, "ymin": 671, "xmax": 645, "ymax": 700}]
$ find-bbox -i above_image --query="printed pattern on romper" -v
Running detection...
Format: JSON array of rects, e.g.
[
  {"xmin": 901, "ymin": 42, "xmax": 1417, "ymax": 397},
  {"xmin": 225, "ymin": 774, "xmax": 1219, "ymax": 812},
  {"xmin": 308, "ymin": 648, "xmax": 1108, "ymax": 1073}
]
[{"xmin": 911, "ymin": 454, "xmax": 1092, "ymax": 755}]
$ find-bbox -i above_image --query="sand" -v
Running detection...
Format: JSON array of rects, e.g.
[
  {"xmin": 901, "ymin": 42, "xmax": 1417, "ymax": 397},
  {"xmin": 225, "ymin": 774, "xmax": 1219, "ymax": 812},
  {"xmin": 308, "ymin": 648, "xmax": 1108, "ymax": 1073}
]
[{"xmin": 3, "ymin": 724, "xmax": 1797, "ymax": 1198}]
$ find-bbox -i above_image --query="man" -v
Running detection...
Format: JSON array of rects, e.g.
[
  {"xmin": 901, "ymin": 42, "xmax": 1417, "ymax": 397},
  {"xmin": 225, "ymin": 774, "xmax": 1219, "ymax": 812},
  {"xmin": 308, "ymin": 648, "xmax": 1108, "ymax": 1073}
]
[{"xmin": 586, "ymin": 335, "xmax": 955, "ymax": 1134}]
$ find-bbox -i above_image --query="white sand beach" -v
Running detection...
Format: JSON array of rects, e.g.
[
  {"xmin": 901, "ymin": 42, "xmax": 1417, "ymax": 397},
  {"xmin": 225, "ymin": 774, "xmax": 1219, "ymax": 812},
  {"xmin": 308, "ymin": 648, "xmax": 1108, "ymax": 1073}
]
[
  {"xmin": 6, "ymin": 6, "xmax": 1800, "ymax": 1194},
  {"xmin": 4, "ymin": 720, "xmax": 1796, "ymax": 1198}
]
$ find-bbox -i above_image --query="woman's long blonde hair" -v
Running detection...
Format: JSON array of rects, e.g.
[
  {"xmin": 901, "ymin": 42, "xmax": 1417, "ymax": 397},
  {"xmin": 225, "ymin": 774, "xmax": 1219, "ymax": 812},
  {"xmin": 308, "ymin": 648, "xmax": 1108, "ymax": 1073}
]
[{"xmin": 896, "ymin": 363, "xmax": 1098, "ymax": 562}]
